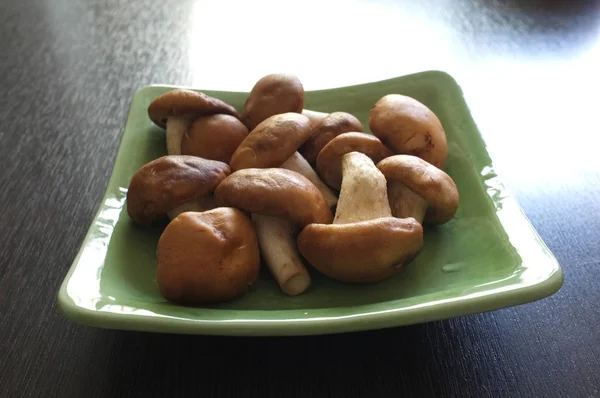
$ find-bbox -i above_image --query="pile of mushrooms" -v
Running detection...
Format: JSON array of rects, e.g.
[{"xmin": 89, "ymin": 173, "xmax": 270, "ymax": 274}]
[{"xmin": 126, "ymin": 73, "xmax": 459, "ymax": 305}]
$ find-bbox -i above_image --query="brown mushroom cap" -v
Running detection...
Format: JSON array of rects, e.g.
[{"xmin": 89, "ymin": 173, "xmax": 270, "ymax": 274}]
[
  {"xmin": 377, "ymin": 155, "xmax": 459, "ymax": 224},
  {"xmin": 240, "ymin": 73, "xmax": 304, "ymax": 130},
  {"xmin": 181, "ymin": 114, "xmax": 249, "ymax": 163},
  {"xmin": 316, "ymin": 132, "xmax": 393, "ymax": 190},
  {"xmin": 156, "ymin": 208, "xmax": 260, "ymax": 304},
  {"xmin": 299, "ymin": 112, "xmax": 364, "ymax": 165},
  {"xmin": 297, "ymin": 217, "xmax": 423, "ymax": 283},
  {"xmin": 214, "ymin": 168, "xmax": 333, "ymax": 227},
  {"xmin": 369, "ymin": 94, "xmax": 447, "ymax": 169},
  {"xmin": 126, "ymin": 155, "xmax": 230, "ymax": 226},
  {"xmin": 148, "ymin": 88, "xmax": 239, "ymax": 129},
  {"xmin": 229, "ymin": 113, "xmax": 312, "ymax": 171}
]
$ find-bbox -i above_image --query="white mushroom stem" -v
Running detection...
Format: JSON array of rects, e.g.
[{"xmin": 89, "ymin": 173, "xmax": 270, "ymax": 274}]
[
  {"xmin": 252, "ymin": 214, "xmax": 311, "ymax": 296},
  {"xmin": 165, "ymin": 116, "xmax": 193, "ymax": 155},
  {"xmin": 248, "ymin": 150, "xmax": 330, "ymax": 297},
  {"xmin": 302, "ymin": 109, "xmax": 328, "ymax": 127},
  {"xmin": 333, "ymin": 152, "xmax": 392, "ymax": 224},
  {"xmin": 167, "ymin": 195, "xmax": 216, "ymax": 220},
  {"xmin": 387, "ymin": 181, "xmax": 427, "ymax": 225},
  {"xmin": 281, "ymin": 151, "xmax": 338, "ymax": 208}
]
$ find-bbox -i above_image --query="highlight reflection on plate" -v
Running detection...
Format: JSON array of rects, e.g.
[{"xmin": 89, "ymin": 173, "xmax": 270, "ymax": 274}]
[{"xmin": 57, "ymin": 71, "xmax": 563, "ymax": 336}]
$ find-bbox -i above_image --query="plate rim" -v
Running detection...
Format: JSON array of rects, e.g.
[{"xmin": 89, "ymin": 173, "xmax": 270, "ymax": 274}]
[{"xmin": 56, "ymin": 70, "xmax": 564, "ymax": 336}]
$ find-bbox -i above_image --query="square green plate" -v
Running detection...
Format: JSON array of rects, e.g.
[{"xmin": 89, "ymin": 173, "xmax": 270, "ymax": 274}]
[{"xmin": 57, "ymin": 71, "xmax": 563, "ymax": 336}]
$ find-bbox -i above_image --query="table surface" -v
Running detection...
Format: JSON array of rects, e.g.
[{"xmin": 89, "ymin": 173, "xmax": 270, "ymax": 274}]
[{"xmin": 1, "ymin": 0, "xmax": 599, "ymax": 396}]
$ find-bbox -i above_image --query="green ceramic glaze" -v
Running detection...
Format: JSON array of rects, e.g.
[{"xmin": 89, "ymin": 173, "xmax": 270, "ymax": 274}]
[{"xmin": 57, "ymin": 71, "xmax": 563, "ymax": 336}]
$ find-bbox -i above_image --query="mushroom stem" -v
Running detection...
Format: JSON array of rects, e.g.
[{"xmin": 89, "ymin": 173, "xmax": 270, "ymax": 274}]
[
  {"xmin": 387, "ymin": 181, "xmax": 428, "ymax": 225},
  {"xmin": 333, "ymin": 152, "xmax": 392, "ymax": 224},
  {"xmin": 165, "ymin": 116, "xmax": 192, "ymax": 155},
  {"xmin": 167, "ymin": 195, "xmax": 216, "ymax": 220},
  {"xmin": 252, "ymin": 214, "xmax": 311, "ymax": 296},
  {"xmin": 281, "ymin": 151, "xmax": 338, "ymax": 208},
  {"xmin": 302, "ymin": 109, "xmax": 328, "ymax": 127}
]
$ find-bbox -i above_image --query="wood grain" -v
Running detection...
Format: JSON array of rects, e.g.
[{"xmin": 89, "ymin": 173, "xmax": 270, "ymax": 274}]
[{"xmin": 1, "ymin": 0, "xmax": 599, "ymax": 396}]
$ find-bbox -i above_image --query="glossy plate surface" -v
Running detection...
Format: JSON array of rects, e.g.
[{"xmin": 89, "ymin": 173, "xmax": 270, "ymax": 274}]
[{"xmin": 57, "ymin": 71, "xmax": 563, "ymax": 336}]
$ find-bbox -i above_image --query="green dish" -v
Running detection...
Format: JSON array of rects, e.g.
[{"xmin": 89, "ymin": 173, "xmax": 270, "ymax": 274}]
[{"xmin": 57, "ymin": 71, "xmax": 563, "ymax": 336}]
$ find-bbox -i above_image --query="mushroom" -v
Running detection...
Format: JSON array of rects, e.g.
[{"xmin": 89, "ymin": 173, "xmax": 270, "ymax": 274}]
[
  {"xmin": 181, "ymin": 113, "xmax": 249, "ymax": 163},
  {"xmin": 214, "ymin": 168, "xmax": 332, "ymax": 227},
  {"xmin": 214, "ymin": 168, "xmax": 333, "ymax": 296},
  {"xmin": 316, "ymin": 132, "xmax": 393, "ymax": 191},
  {"xmin": 240, "ymin": 73, "xmax": 304, "ymax": 130},
  {"xmin": 377, "ymin": 155, "xmax": 459, "ymax": 225},
  {"xmin": 369, "ymin": 94, "xmax": 447, "ymax": 169},
  {"xmin": 126, "ymin": 155, "xmax": 230, "ymax": 226},
  {"xmin": 299, "ymin": 111, "xmax": 364, "ymax": 166},
  {"xmin": 156, "ymin": 208, "xmax": 261, "ymax": 304},
  {"xmin": 230, "ymin": 112, "xmax": 338, "ymax": 208},
  {"xmin": 227, "ymin": 113, "xmax": 338, "ymax": 295},
  {"xmin": 298, "ymin": 151, "xmax": 424, "ymax": 283},
  {"xmin": 147, "ymin": 88, "xmax": 239, "ymax": 156}
]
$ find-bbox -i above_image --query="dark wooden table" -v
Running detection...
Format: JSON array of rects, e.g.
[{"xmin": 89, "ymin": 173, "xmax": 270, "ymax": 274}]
[{"xmin": 1, "ymin": 0, "xmax": 599, "ymax": 396}]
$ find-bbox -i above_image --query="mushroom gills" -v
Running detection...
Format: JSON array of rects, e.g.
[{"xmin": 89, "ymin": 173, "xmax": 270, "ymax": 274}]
[
  {"xmin": 333, "ymin": 151, "xmax": 392, "ymax": 224},
  {"xmin": 280, "ymin": 152, "xmax": 338, "ymax": 208},
  {"xmin": 165, "ymin": 116, "xmax": 193, "ymax": 155},
  {"xmin": 252, "ymin": 214, "xmax": 311, "ymax": 296},
  {"xmin": 167, "ymin": 195, "xmax": 217, "ymax": 220},
  {"xmin": 387, "ymin": 181, "xmax": 428, "ymax": 225}
]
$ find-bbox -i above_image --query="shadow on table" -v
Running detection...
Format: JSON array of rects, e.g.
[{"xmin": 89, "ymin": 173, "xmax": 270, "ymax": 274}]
[
  {"xmin": 445, "ymin": 0, "xmax": 600, "ymax": 57},
  {"xmin": 99, "ymin": 319, "xmax": 488, "ymax": 397}
]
